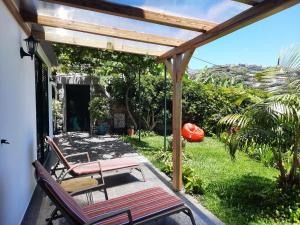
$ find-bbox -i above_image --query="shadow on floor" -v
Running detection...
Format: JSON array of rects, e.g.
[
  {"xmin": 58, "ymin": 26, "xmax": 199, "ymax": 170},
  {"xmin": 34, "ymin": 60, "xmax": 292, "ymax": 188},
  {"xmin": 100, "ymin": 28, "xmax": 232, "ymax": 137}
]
[
  {"xmin": 56, "ymin": 132, "xmax": 137, "ymax": 161},
  {"xmin": 22, "ymin": 132, "xmax": 224, "ymax": 225}
]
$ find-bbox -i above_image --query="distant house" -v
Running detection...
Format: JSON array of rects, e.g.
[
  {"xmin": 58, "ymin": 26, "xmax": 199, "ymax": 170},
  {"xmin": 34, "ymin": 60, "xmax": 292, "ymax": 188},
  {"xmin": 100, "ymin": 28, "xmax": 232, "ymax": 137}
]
[{"xmin": 54, "ymin": 73, "xmax": 130, "ymax": 135}]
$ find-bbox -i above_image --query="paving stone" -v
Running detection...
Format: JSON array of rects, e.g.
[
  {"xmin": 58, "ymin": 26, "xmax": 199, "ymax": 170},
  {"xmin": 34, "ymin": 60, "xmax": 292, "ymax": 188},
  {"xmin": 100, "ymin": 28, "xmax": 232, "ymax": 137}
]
[{"xmin": 22, "ymin": 132, "xmax": 224, "ymax": 225}]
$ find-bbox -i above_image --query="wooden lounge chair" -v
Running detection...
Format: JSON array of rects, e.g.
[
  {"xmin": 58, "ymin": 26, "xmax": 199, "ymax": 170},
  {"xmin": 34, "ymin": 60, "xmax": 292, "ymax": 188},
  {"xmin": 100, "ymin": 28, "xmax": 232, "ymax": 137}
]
[
  {"xmin": 33, "ymin": 160, "xmax": 196, "ymax": 225},
  {"xmin": 45, "ymin": 136, "xmax": 145, "ymax": 182}
]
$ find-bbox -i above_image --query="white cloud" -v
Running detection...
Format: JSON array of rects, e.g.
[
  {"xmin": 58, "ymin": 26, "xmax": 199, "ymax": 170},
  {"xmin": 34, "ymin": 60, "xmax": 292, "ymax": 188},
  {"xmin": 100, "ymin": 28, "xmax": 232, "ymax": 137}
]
[{"xmin": 205, "ymin": 0, "xmax": 250, "ymax": 22}]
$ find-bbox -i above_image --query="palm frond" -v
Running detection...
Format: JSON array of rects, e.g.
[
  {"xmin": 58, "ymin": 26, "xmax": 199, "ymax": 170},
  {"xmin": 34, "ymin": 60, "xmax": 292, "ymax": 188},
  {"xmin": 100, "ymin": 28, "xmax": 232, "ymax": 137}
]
[
  {"xmin": 218, "ymin": 114, "xmax": 249, "ymax": 128},
  {"xmin": 278, "ymin": 44, "xmax": 300, "ymax": 72}
]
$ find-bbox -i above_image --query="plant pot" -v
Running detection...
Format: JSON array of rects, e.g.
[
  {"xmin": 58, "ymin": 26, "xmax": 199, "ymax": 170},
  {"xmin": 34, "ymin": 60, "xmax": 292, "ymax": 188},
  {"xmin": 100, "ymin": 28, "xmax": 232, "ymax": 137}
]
[
  {"xmin": 96, "ymin": 123, "xmax": 109, "ymax": 135},
  {"xmin": 127, "ymin": 128, "xmax": 135, "ymax": 136}
]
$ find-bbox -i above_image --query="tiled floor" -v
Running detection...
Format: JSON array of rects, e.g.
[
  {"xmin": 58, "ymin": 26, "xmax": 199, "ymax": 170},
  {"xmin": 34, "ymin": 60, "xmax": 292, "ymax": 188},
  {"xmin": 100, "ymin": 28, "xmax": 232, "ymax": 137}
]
[{"xmin": 22, "ymin": 132, "xmax": 224, "ymax": 225}]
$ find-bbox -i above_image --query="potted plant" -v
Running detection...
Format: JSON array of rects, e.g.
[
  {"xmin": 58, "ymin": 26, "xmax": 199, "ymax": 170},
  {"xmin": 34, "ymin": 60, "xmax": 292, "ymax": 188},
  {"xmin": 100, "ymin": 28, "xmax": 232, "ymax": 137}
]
[
  {"xmin": 127, "ymin": 124, "xmax": 135, "ymax": 136},
  {"xmin": 52, "ymin": 99, "xmax": 62, "ymax": 134},
  {"xmin": 89, "ymin": 96, "xmax": 110, "ymax": 135}
]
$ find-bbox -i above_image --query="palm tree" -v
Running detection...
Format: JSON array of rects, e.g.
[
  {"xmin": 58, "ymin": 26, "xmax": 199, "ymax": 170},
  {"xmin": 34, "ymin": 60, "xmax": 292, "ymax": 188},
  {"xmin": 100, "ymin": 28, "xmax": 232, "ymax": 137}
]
[{"xmin": 219, "ymin": 45, "xmax": 300, "ymax": 186}]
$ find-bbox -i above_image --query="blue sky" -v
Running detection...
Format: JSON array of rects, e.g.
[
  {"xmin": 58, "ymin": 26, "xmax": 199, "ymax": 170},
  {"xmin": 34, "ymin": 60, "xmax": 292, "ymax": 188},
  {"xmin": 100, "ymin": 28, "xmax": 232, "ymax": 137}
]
[{"xmin": 189, "ymin": 3, "xmax": 300, "ymax": 70}]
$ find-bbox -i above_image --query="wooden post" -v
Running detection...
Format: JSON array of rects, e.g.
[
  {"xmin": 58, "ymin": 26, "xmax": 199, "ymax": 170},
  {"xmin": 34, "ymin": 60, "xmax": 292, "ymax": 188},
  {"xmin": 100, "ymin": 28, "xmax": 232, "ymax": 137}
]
[
  {"xmin": 172, "ymin": 54, "xmax": 183, "ymax": 190},
  {"xmin": 164, "ymin": 49, "xmax": 194, "ymax": 191}
]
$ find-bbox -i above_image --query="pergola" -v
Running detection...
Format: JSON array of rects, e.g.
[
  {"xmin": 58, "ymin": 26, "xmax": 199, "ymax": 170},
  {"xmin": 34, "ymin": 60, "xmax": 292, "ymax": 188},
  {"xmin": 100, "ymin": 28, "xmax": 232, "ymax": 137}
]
[{"xmin": 5, "ymin": 0, "xmax": 299, "ymax": 191}]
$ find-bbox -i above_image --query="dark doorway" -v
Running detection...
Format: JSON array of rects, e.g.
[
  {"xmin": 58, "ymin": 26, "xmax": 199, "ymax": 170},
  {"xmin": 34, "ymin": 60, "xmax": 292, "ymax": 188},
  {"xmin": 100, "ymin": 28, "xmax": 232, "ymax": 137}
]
[
  {"xmin": 66, "ymin": 85, "xmax": 90, "ymax": 131},
  {"xmin": 35, "ymin": 56, "xmax": 49, "ymax": 163}
]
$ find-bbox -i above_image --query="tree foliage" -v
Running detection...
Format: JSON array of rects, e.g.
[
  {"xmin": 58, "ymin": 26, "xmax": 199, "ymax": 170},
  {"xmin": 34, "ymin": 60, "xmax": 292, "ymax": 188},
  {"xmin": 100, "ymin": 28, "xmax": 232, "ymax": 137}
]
[
  {"xmin": 182, "ymin": 79, "xmax": 266, "ymax": 135},
  {"xmin": 54, "ymin": 44, "xmax": 165, "ymax": 130},
  {"xmin": 219, "ymin": 45, "xmax": 300, "ymax": 186}
]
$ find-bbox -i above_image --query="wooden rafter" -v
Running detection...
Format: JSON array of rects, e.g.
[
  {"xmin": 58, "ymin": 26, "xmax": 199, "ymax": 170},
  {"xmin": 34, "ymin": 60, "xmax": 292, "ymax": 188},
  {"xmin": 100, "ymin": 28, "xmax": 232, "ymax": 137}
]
[
  {"xmin": 160, "ymin": 0, "xmax": 300, "ymax": 59},
  {"xmin": 40, "ymin": 0, "xmax": 217, "ymax": 32},
  {"xmin": 233, "ymin": 0, "xmax": 262, "ymax": 6},
  {"xmin": 32, "ymin": 30, "xmax": 165, "ymax": 56},
  {"xmin": 2, "ymin": 0, "xmax": 31, "ymax": 35},
  {"xmin": 21, "ymin": 12, "xmax": 185, "ymax": 47}
]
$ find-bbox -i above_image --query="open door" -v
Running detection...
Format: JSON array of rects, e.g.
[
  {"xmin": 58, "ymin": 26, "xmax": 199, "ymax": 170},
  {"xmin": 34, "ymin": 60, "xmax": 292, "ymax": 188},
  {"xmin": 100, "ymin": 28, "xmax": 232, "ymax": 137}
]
[
  {"xmin": 35, "ymin": 56, "xmax": 49, "ymax": 163},
  {"xmin": 66, "ymin": 85, "xmax": 90, "ymax": 132}
]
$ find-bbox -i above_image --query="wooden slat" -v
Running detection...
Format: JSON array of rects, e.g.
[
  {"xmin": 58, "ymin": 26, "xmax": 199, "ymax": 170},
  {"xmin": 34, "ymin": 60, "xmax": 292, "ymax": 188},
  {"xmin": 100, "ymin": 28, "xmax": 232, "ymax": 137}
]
[
  {"xmin": 2, "ymin": 0, "xmax": 31, "ymax": 35},
  {"xmin": 160, "ymin": 0, "xmax": 300, "ymax": 59},
  {"xmin": 40, "ymin": 0, "xmax": 217, "ymax": 32},
  {"xmin": 32, "ymin": 30, "xmax": 164, "ymax": 56},
  {"xmin": 22, "ymin": 12, "xmax": 185, "ymax": 47}
]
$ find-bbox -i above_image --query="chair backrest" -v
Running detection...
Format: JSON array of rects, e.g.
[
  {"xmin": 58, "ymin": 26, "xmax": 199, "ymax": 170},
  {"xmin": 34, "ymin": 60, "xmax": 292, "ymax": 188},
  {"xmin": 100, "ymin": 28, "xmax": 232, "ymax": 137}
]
[
  {"xmin": 45, "ymin": 136, "xmax": 71, "ymax": 169},
  {"xmin": 32, "ymin": 160, "xmax": 87, "ymax": 224}
]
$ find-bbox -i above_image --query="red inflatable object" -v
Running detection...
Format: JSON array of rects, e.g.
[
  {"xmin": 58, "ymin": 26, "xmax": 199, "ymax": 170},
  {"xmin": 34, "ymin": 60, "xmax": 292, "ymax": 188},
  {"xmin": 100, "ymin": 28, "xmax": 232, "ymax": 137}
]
[{"xmin": 182, "ymin": 123, "xmax": 205, "ymax": 142}]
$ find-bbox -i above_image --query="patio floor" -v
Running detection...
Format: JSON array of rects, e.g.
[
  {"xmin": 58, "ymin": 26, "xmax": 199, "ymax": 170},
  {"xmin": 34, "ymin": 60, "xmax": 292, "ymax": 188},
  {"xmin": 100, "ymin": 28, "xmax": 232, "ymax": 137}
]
[{"xmin": 22, "ymin": 132, "xmax": 224, "ymax": 225}]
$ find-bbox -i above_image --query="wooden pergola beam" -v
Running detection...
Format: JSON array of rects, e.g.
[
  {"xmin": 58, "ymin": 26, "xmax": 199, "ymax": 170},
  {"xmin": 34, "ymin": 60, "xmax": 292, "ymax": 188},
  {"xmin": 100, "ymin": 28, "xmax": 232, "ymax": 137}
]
[
  {"xmin": 160, "ymin": 0, "xmax": 300, "ymax": 60},
  {"xmin": 22, "ymin": 12, "xmax": 186, "ymax": 47},
  {"xmin": 233, "ymin": 0, "xmax": 261, "ymax": 6},
  {"xmin": 32, "ymin": 30, "xmax": 165, "ymax": 56},
  {"xmin": 40, "ymin": 0, "xmax": 217, "ymax": 33},
  {"xmin": 2, "ymin": 0, "xmax": 31, "ymax": 35}
]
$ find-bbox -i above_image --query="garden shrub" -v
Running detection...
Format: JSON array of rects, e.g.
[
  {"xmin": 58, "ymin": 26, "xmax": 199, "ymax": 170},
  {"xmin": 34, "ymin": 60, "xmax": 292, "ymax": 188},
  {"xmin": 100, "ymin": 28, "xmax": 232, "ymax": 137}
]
[
  {"xmin": 182, "ymin": 79, "xmax": 265, "ymax": 136},
  {"xmin": 89, "ymin": 96, "xmax": 110, "ymax": 124},
  {"xmin": 182, "ymin": 165, "xmax": 204, "ymax": 195},
  {"xmin": 52, "ymin": 99, "xmax": 62, "ymax": 119},
  {"xmin": 161, "ymin": 162, "xmax": 204, "ymax": 195},
  {"xmin": 137, "ymin": 130, "xmax": 157, "ymax": 137},
  {"xmin": 166, "ymin": 135, "xmax": 186, "ymax": 151},
  {"xmin": 154, "ymin": 138, "xmax": 202, "ymax": 195}
]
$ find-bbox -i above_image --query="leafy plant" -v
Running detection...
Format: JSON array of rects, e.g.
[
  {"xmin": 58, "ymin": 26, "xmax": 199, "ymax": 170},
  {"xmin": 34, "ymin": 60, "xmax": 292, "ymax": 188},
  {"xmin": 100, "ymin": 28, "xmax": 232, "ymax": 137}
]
[
  {"xmin": 183, "ymin": 165, "xmax": 204, "ymax": 194},
  {"xmin": 137, "ymin": 130, "xmax": 157, "ymax": 138},
  {"xmin": 182, "ymin": 79, "xmax": 266, "ymax": 135},
  {"xmin": 52, "ymin": 99, "xmax": 62, "ymax": 119},
  {"xmin": 89, "ymin": 96, "xmax": 110, "ymax": 124},
  {"xmin": 167, "ymin": 135, "xmax": 186, "ymax": 151},
  {"xmin": 161, "ymin": 162, "xmax": 204, "ymax": 195},
  {"xmin": 219, "ymin": 45, "xmax": 300, "ymax": 187}
]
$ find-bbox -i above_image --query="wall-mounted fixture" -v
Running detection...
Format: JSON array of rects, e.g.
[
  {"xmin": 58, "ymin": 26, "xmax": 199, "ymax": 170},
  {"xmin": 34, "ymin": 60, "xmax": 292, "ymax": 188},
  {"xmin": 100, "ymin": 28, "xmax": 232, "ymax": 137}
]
[
  {"xmin": 1, "ymin": 139, "xmax": 10, "ymax": 144},
  {"xmin": 20, "ymin": 35, "xmax": 39, "ymax": 60}
]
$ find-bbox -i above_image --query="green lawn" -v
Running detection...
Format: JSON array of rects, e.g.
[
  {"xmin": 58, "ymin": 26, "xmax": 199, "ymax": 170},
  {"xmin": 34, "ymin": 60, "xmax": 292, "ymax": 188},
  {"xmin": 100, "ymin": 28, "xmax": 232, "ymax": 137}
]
[{"xmin": 123, "ymin": 135, "xmax": 285, "ymax": 225}]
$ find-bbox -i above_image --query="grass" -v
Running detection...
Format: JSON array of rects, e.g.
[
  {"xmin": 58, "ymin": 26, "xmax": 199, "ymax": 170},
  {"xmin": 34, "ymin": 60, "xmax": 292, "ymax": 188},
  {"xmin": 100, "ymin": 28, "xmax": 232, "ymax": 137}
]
[{"xmin": 123, "ymin": 135, "xmax": 286, "ymax": 225}]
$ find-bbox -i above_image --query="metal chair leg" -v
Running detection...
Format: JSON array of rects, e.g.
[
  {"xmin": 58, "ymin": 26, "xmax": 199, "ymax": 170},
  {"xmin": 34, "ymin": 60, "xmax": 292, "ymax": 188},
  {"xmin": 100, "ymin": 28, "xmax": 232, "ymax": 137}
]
[
  {"xmin": 46, "ymin": 208, "xmax": 62, "ymax": 225},
  {"xmin": 136, "ymin": 167, "xmax": 146, "ymax": 182},
  {"xmin": 103, "ymin": 186, "xmax": 108, "ymax": 200},
  {"xmin": 184, "ymin": 207, "xmax": 196, "ymax": 225},
  {"xmin": 50, "ymin": 161, "xmax": 60, "ymax": 179}
]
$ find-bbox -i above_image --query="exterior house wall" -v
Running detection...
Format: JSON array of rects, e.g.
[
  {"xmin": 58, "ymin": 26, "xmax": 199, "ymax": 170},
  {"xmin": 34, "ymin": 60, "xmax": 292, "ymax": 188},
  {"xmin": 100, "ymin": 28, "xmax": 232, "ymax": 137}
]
[{"xmin": 0, "ymin": 2, "xmax": 52, "ymax": 225}]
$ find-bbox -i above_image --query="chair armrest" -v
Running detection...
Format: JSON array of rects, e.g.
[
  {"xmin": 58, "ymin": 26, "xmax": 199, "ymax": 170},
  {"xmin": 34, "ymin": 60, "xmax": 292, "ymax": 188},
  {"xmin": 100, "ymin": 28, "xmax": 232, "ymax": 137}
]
[
  {"xmin": 65, "ymin": 152, "xmax": 91, "ymax": 162},
  {"xmin": 58, "ymin": 161, "xmax": 102, "ymax": 182},
  {"xmin": 84, "ymin": 208, "xmax": 133, "ymax": 225}
]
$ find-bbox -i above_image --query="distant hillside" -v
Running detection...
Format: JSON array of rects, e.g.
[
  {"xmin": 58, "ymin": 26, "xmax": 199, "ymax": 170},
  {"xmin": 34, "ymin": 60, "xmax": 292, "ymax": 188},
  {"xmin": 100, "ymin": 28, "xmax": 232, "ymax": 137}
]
[{"xmin": 188, "ymin": 64, "xmax": 298, "ymax": 89}]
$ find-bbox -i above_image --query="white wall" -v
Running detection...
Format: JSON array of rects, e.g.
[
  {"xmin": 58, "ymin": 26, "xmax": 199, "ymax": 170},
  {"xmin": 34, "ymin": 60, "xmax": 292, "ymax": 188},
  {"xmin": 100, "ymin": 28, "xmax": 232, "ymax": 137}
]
[{"xmin": 0, "ymin": 2, "xmax": 51, "ymax": 224}]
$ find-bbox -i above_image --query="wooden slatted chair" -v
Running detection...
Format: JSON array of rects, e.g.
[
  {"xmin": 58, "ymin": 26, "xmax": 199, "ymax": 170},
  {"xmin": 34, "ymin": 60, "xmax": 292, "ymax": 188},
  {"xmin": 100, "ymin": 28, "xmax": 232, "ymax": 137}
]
[
  {"xmin": 33, "ymin": 160, "xmax": 196, "ymax": 225},
  {"xmin": 45, "ymin": 136, "xmax": 145, "ymax": 182}
]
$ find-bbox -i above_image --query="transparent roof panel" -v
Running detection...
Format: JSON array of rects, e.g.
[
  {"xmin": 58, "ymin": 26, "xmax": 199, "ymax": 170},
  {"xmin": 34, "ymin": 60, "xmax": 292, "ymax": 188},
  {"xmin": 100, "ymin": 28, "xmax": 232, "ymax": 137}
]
[
  {"xmin": 106, "ymin": 0, "xmax": 251, "ymax": 23},
  {"xmin": 22, "ymin": 0, "xmax": 253, "ymax": 56},
  {"xmin": 41, "ymin": 26, "xmax": 172, "ymax": 56},
  {"xmin": 35, "ymin": 1, "xmax": 202, "ymax": 40}
]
